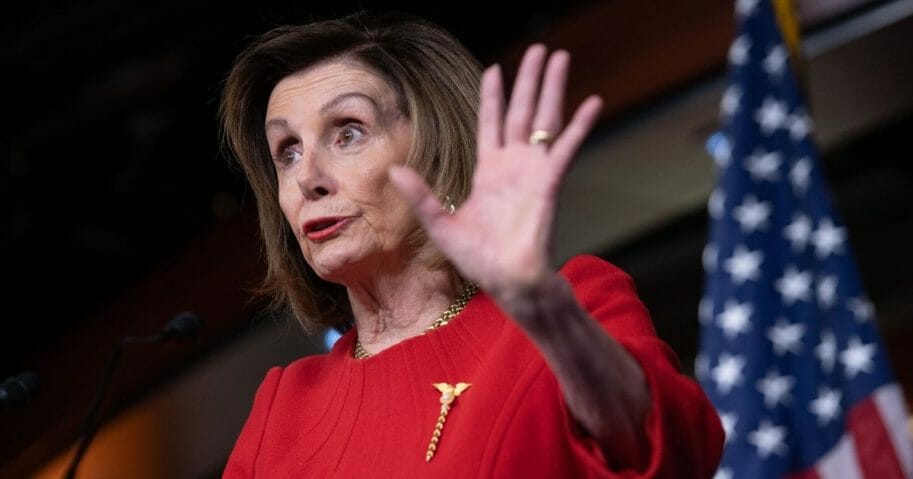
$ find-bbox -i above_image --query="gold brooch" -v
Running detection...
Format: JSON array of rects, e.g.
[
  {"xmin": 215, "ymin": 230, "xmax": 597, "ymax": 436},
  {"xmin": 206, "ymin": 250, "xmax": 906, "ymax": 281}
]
[{"xmin": 425, "ymin": 382, "xmax": 471, "ymax": 462}]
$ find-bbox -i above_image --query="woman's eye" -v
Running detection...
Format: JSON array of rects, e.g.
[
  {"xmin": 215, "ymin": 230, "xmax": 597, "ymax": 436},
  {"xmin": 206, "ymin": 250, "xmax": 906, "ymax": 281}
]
[
  {"xmin": 275, "ymin": 148, "xmax": 300, "ymax": 165},
  {"xmin": 337, "ymin": 124, "xmax": 365, "ymax": 147}
]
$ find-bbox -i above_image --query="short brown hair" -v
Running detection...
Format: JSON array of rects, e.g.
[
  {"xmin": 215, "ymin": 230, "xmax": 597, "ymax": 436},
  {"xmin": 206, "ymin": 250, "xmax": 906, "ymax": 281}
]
[{"xmin": 220, "ymin": 12, "xmax": 482, "ymax": 331}]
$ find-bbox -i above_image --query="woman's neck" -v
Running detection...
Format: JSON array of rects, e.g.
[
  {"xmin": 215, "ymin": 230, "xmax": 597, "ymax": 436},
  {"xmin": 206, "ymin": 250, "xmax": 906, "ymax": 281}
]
[{"xmin": 344, "ymin": 256, "xmax": 461, "ymax": 356}]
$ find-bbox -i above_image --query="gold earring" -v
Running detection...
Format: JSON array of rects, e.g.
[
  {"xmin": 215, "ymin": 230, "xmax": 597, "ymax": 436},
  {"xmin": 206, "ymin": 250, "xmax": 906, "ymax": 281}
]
[{"xmin": 440, "ymin": 195, "xmax": 455, "ymax": 215}]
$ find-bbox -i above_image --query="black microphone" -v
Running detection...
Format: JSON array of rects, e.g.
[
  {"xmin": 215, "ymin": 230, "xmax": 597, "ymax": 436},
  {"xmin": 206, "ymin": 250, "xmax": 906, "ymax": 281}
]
[
  {"xmin": 63, "ymin": 311, "xmax": 203, "ymax": 479},
  {"xmin": 123, "ymin": 311, "xmax": 203, "ymax": 345},
  {"xmin": 0, "ymin": 372, "xmax": 40, "ymax": 408}
]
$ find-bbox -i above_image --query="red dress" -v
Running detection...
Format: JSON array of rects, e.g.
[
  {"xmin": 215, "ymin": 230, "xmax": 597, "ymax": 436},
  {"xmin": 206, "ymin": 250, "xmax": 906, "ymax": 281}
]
[{"xmin": 224, "ymin": 255, "xmax": 724, "ymax": 478}]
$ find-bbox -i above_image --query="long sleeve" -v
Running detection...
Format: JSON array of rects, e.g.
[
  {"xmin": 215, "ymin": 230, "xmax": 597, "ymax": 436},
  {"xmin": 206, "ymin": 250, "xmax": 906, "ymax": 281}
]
[{"xmin": 558, "ymin": 255, "xmax": 725, "ymax": 477}]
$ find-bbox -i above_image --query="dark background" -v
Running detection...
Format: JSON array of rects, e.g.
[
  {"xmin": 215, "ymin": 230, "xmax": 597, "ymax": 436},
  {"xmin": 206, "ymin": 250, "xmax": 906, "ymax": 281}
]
[
  {"xmin": 1, "ymin": 0, "xmax": 578, "ymax": 378},
  {"xmin": 1, "ymin": 1, "xmax": 593, "ymax": 475},
  {"xmin": 2, "ymin": 0, "xmax": 911, "ymax": 477}
]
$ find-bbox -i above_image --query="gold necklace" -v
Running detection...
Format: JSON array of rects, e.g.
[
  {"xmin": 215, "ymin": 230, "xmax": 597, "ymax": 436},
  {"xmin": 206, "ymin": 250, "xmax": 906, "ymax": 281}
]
[{"xmin": 353, "ymin": 283, "xmax": 478, "ymax": 359}]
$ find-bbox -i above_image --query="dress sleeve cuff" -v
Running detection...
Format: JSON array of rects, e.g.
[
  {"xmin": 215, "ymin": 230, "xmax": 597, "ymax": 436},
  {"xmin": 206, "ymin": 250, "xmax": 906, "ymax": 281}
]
[{"xmin": 557, "ymin": 336, "xmax": 723, "ymax": 478}]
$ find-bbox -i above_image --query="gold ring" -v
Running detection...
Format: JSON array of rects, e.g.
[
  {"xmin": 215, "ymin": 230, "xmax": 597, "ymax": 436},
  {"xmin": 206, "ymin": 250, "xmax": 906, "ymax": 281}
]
[{"xmin": 529, "ymin": 130, "xmax": 554, "ymax": 145}]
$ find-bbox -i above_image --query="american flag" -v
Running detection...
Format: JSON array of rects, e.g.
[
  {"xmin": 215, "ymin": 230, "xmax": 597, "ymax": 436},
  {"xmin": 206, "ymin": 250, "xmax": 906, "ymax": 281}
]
[{"xmin": 696, "ymin": 1, "xmax": 913, "ymax": 478}]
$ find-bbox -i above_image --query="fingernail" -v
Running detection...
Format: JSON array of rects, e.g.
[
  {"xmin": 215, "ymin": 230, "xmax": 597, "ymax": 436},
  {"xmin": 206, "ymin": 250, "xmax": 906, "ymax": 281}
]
[
  {"xmin": 526, "ymin": 44, "xmax": 546, "ymax": 56},
  {"xmin": 484, "ymin": 64, "xmax": 501, "ymax": 80}
]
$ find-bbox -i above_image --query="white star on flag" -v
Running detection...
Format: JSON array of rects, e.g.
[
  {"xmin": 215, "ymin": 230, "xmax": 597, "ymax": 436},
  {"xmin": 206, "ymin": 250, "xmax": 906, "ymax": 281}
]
[
  {"xmin": 787, "ymin": 111, "xmax": 812, "ymax": 140},
  {"xmin": 709, "ymin": 189, "xmax": 726, "ymax": 220},
  {"xmin": 723, "ymin": 245, "xmax": 763, "ymax": 284},
  {"xmin": 733, "ymin": 195, "xmax": 771, "ymax": 233},
  {"xmin": 745, "ymin": 149, "xmax": 782, "ymax": 182},
  {"xmin": 817, "ymin": 275, "xmax": 838, "ymax": 308},
  {"xmin": 719, "ymin": 411, "xmax": 738, "ymax": 443},
  {"xmin": 713, "ymin": 468, "xmax": 733, "ymax": 479},
  {"xmin": 712, "ymin": 353, "xmax": 746, "ymax": 394},
  {"xmin": 809, "ymin": 387, "xmax": 842, "ymax": 426},
  {"xmin": 718, "ymin": 300, "xmax": 753, "ymax": 338},
  {"xmin": 840, "ymin": 336, "xmax": 876, "ymax": 378},
  {"xmin": 762, "ymin": 44, "xmax": 787, "ymax": 77},
  {"xmin": 767, "ymin": 318, "xmax": 805, "ymax": 356},
  {"xmin": 783, "ymin": 213, "xmax": 812, "ymax": 252},
  {"xmin": 816, "ymin": 330, "xmax": 837, "ymax": 373},
  {"xmin": 789, "ymin": 157, "xmax": 811, "ymax": 195},
  {"xmin": 754, "ymin": 97, "xmax": 788, "ymax": 135},
  {"xmin": 710, "ymin": 134, "xmax": 733, "ymax": 167},
  {"xmin": 757, "ymin": 370, "xmax": 795, "ymax": 408},
  {"xmin": 699, "ymin": 297, "xmax": 713, "ymax": 325},
  {"xmin": 848, "ymin": 297, "xmax": 874, "ymax": 322},
  {"xmin": 775, "ymin": 266, "xmax": 812, "ymax": 304},
  {"xmin": 748, "ymin": 420, "xmax": 787, "ymax": 457},
  {"xmin": 735, "ymin": 0, "xmax": 760, "ymax": 17},
  {"xmin": 703, "ymin": 244, "xmax": 718, "ymax": 272},
  {"xmin": 812, "ymin": 218, "xmax": 846, "ymax": 258},
  {"xmin": 721, "ymin": 86, "xmax": 742, "ymax": 118},
  {"xmin": 729, "ymin": 35, "xmax": 752, "ymax": 66}
]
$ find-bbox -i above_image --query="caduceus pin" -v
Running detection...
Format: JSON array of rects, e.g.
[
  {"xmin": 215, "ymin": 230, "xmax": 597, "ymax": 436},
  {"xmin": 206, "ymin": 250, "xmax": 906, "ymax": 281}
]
[{"xmin": 425, "ymin": 382, "xmax": 471, "ymax": 462}]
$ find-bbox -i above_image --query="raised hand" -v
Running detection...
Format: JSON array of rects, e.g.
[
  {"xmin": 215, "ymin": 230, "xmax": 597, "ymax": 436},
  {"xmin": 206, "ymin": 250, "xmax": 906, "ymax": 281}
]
[
  {"xmin": 390, "ymin": 47, "xmax": 658, "ymax": 463},
  {"xmin": 389, "ymin": 44, "xmax": 602, "ymax": 301}
]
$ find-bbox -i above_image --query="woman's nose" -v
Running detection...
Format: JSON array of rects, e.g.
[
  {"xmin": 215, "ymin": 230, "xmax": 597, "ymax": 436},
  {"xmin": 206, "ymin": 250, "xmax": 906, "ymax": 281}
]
[{"xmin": 294, "ymin": 154, "xmax": 335, "ymax": 201}]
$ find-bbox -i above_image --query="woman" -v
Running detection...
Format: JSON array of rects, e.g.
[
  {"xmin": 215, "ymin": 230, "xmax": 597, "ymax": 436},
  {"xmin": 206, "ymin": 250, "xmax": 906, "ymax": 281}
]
[{"xmin": 220, "ymin": 12, "xmax": 723, "ymax": 478}]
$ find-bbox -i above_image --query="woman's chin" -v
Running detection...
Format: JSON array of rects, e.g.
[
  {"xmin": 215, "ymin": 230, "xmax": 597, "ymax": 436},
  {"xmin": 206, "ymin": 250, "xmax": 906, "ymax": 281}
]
[
  {"xmin": 308, "ymin": 245, "xmax": 413, "ymax": 286},
  {"xmin": 307, "ymin": 248, "xmax": 366, "ymax": 284}
]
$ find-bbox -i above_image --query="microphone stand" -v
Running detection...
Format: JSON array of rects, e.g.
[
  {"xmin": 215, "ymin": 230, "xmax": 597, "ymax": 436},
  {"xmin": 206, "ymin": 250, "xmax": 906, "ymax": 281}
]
[{"xmin": 62, "ymin": 313, "xmax": 201, "ymax": 479}]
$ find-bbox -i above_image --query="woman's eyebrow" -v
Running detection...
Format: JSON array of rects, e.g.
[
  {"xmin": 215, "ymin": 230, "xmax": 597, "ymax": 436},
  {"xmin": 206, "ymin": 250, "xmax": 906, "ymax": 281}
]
[
  {"xmin": 264, "ymin": 92, "xmax": 384, "ymax": 133},
  {"xmin": 265, "ymin": 118, "xmax": 287, "ymax": 132},
  {"xmin": 320, "ymin": 92, "xmax": 381, "ymax": 117}
]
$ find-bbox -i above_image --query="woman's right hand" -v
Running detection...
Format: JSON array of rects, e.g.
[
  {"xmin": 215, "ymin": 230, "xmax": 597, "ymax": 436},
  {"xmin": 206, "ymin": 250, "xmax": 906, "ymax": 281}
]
[{"xmin": 389, "ymin": 44, "xmax": 603, "ymax": 306}]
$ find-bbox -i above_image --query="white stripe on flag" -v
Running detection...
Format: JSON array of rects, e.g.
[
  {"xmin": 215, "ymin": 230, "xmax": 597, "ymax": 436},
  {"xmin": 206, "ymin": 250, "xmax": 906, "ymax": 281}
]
[
  {"xmin": 817, "ymin": 432, "xmax": 864, "ymax": 479},
  {"xmin": 873, "ymin": 383, "xmax": 913, "ymax": 477}
]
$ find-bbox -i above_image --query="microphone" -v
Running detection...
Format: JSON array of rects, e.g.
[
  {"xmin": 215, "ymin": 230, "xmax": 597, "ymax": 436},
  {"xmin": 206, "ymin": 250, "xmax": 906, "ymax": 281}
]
[
  {"xmin": 123, "ymin": 311, "xmax": 203, "ymax": 345},
  {"xmin": 63, "ymin": 311, "xmax": 203, "ymax": 479},
  {"xmin": 0, "ymin": 372, "xmax": 40, "ymax": 408},
  {"xmin": 161, "ymin": 311, "xmax": 202, "ymax": 342}
]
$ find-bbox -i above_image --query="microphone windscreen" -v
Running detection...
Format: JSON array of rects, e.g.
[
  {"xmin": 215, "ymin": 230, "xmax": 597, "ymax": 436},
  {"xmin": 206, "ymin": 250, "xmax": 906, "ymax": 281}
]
[
  {"xmin": 162, "ymin": 311, "xmax": 202, "ymax": 342},
  {"xmin": 0, "ymin": 372, "xmax": 40, "ymax": 407}
]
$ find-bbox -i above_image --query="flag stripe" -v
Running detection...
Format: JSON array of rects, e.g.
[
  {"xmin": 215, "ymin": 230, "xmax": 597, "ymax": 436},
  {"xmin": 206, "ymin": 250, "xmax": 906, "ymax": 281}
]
[
  {"xmin": 873, "ymin": 384, "xmax": 913, "ymax": 477},
  {"xmin": 816, "ymin": 434, "xmax": 864, "ymax": 479},
  {"xmin": 848, "ymin": 389, "xmax": 906, "ymax": 478},
  {"xmin": 790, "ymin": 385, "xmax": 911, "ymax": 479}
]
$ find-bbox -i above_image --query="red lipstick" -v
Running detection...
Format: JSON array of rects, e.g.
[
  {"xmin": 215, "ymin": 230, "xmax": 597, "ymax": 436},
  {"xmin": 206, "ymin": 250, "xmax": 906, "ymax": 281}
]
[{"xmin": 303, "ymin": 216, "xmax": 354, "ymax": 241}]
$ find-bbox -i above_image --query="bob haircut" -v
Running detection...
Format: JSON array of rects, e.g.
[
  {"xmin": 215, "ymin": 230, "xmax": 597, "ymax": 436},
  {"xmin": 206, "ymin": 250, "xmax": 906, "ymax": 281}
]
[{"xmin": 220, "ymin": 12, "xmax": 482, "ymax": 331}]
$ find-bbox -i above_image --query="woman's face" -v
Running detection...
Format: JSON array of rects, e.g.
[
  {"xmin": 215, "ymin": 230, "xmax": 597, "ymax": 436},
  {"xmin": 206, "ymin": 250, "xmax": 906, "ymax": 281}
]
[{"xmin": 265, "ymin": 61, "xmax": 417, "ymax": 282}]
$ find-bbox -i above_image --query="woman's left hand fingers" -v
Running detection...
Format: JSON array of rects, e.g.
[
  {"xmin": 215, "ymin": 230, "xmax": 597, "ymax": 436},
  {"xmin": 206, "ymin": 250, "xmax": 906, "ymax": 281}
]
[
  {"xmin": 411, "ymin": 44, "xmax": 601, "ymax": 294},
  {"xmin": 530, "ymin": 50, "xmax": 570, "ymax": 143},
  {"xmin": 504, "ymin": 44, "xmax": 547, "ymax": 143},
  {"xmin": 387, "ymin": 165, "xmax": 448, "ymax": 231},
  {"xmin": 477, "ymin": 64, "xmax": 504, "ymax": 153},
  {"xmin": 549, "ymin": 95, "xmax": 603, "ymax": 172}
]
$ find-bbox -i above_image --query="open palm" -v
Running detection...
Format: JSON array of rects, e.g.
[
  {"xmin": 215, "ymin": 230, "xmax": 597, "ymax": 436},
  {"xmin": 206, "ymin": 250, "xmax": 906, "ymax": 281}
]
[{"xmin": 389, "ymin": 45, "xmax": 603, "ymax": 299}]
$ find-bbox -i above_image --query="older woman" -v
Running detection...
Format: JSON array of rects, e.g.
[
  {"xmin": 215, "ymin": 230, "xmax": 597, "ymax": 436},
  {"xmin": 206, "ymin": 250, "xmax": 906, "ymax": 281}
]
[{"xmin": 220, "ymin": 12, "xmax": 723, "ymax": 478}]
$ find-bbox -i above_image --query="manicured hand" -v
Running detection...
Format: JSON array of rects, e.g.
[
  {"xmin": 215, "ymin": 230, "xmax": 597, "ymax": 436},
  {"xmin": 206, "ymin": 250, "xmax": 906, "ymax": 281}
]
[{"xmin": 389, "ymin": 44, "xmax": 602, "ymax": 300}]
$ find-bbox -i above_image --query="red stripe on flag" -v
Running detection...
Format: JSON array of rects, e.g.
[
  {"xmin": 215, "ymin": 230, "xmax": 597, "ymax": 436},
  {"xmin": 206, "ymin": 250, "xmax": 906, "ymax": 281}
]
[
  {"xmin": 784, "ymin": 467, "xmax": 820, "ymax": 479},
  {"xmin": 848, "ymin": 395, "xmax": 906, "ymax": 478}
]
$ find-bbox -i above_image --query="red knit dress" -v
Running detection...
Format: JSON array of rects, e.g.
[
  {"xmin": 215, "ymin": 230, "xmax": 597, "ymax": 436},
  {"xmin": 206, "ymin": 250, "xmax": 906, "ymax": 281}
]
[{"xmin": 223, "ymin": 255, "xmax": 724, "ymax": 478}]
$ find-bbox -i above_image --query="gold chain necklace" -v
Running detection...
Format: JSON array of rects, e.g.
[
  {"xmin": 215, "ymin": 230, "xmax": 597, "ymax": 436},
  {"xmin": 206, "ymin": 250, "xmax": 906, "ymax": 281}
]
[{"xmin": 353, "ymin": 283, "xmax": 479, "ymax": 359}]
